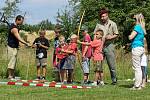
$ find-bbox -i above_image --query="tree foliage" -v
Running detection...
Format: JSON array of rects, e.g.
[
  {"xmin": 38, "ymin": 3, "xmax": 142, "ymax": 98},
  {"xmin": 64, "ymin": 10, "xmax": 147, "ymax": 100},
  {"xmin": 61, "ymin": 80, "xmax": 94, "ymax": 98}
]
[
  {"xmin": 1, "ymin": 0, "xmax": 21, "ymax": 21},
  {"xmin": 0, "ymin": 0, "xmax": 21, "ymax": 44},
  {"xmin": 21, "ymin": 19, "xmax": 54, "ymax": 33},
  {"xmin": 0, "ymin": 0, "xmax": 54, "ymax": 44},
  {"xmin": 56, "ymin": 8, "xmax": 79, "ymax": 39},
  {"xmin": 67, "ymin": 0, "xmax": 150, "ymax": 49}
]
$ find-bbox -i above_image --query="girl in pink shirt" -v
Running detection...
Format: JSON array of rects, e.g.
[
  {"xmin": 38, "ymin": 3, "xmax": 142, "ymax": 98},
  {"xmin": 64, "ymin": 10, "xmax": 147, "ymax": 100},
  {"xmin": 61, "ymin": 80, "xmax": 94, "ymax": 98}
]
[
  {"xmin": 55, "ymin": 35, "xmax": 68, "ymax": 82},
  {"xmin": 61, "ymin": 34, "xmax": 78, "ymax": 84},
  {"xmin": 78, "ymin": 29, "xmax": 104, "ymax": 86}
]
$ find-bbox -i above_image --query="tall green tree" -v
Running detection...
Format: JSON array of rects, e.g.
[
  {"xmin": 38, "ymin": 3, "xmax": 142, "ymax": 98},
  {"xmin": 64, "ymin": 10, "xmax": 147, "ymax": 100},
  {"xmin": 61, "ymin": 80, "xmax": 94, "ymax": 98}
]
[{"xmin": 56, "ymin": 8, "xmax": 79, "ymax": 39}]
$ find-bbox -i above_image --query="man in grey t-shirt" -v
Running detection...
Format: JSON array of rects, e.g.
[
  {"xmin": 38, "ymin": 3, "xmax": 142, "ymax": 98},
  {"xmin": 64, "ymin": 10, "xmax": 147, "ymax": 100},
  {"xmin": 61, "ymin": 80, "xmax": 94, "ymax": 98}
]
[{"xmin": 94, "ymin": 8, "xmax": 119, "ymax": 85}]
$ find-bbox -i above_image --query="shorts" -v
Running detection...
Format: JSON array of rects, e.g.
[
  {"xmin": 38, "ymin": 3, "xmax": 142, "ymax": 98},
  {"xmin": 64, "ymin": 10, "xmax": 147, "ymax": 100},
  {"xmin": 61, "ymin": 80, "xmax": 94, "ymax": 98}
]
[
  {"xmin": 7, "ymin": 46, "xmax": 18, "ymax": 69},
  {"xmin": 93, "ymin": 61, "xmax": 103, "ymax": 72},
  {"xmin": 82, "ymin": 58, "xmax": 90, "ymax": 74},
  {"xmin": 36, "ymin": 58, "xmax": 47, "ymax": 67},
  {"xmin": 62, "ymin": 55, "xmax": 76, "ymax": 70}
]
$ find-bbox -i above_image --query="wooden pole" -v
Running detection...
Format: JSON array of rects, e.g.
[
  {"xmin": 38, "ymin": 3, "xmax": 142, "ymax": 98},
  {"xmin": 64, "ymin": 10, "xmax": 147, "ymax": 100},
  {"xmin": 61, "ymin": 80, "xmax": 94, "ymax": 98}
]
[{"xmin": 77, "ymin": 10, "xmax": 85, "ymax": 38}]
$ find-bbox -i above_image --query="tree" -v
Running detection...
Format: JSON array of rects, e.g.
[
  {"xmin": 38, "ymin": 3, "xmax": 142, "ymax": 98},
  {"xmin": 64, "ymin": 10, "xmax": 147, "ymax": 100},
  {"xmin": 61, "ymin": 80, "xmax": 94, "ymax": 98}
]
[
  {"xmin": 21, "ymin": 19, "xmax": 54, "ymax": 33},
  {"xmin": 56, "ymin": 8, "xmax": 79, "ymax": 39},
  {"xmin": 1, "ymin": 0, "xmax": 21, "ymax": 21},
  {"xmin": 38, "ymin": 19, "xmax": 54, "ymax": 31},
  {"xmin": 68, "ymin": 0, "xmax": 150, "ymax": 49},
  {"xmin": 0, "ymin": 0, "xmax": 21, "ymax": 44}
]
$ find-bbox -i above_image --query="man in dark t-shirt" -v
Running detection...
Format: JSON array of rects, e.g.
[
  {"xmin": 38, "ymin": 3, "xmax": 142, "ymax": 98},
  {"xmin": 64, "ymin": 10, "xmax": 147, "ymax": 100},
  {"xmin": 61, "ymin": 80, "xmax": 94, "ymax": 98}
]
[
  {"xmin": 7, "ymin": 15, "xmax": 30, "ymax": 80},
  {"xmin": 32, "ymin": 31, "xmax": 49, "ymax": 80}
]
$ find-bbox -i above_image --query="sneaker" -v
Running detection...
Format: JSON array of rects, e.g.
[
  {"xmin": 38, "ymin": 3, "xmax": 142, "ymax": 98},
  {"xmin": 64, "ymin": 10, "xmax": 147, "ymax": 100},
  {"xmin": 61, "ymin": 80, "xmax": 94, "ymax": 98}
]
[
  {"xmin": 41, "ymin": 76, "xmax": 46, "ymax": 80},
  {"xmin": 67, "ymin": 80, "xmax": 73, "ymax": 84},
  {"xmin": 35, "ymin": 76, "xmax": 41, "ymax": 81},
  {"xmin": 41, "ymin": 77, "xmax": 46, "ymax": 82},
  {"xmin": 63, "ymin": 81, "xmax": 67, "ymax": 84},
  {"xmin": 111, "ymin": 81, "xmax": 117, "ymax": 85},
  {"xmin": 8, "ymin": 76, "xmax": 15, "ymax": 81},
  {"xmin": 100, "ymin": 81, "xmax": 105, "ymax": 86},
  {"xmin": 83, "ymin": 80, "xmax": 89, "ymax": 84},
  {"xmin": 97, "ymin": 80, "xmax": 100, "ymax": 85},
  {"xmin": 141, "ymin": 84, "xmax": 146, "ymax": 88},
  {"xmin": 130, "ymin": 86, "xmax": 142, "ymax": 90},
  {"xmin": 91, "ymin": 82, "xmax": 97, "ymax": 86}
]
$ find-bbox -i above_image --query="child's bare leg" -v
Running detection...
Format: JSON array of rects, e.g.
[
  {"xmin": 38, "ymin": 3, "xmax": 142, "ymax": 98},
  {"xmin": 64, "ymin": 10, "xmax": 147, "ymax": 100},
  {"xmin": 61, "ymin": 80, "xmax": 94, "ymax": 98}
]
[
  {"xmin": 84, "ymin": 73, "xmax": 89, "ymax": 82},
  {"xmin": 63, "ymin": 69, "xmax": 67, "ymax": 83},
  {"xmin": 68, "ymin": 69, "xmax": 73, "ymax": 83},
  {"xmin": 37, "ymin": 66, "xmax": 41, "ymax": 79},
  {"xmin": 60, "ymin": 70, "xmax": 64, "ymax": 82},
  {"xmin": 94, "ymin": 71, "xmax": 99, "ymax": 82},
  {"xmin": 42, "ymin": 66, "xmax": 46, "ymax": 79},
  {"xmin": 99, "ymin": 71, "xmax": 104, "ymax": 81},
  {"xmin": 99, "ymin": 71, "xmax": 104, "ymax": 85},
  {"xmin": 92, "ymin": 71, "xmax": 99, "ymax": 86},
  {"xmin": 141, "ymin": 66, "xmax": 146, "ymax": 87}
]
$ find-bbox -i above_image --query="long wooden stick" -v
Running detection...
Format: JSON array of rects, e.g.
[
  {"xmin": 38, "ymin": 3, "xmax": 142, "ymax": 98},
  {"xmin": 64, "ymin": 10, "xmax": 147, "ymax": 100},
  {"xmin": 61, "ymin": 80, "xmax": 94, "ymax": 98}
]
[
  {"xmin": 76, "ymin": 10, "xmax": 86, "ymax": 71},
  {"xmin": 77, "ymin": 10, "xmax": 85, "ymax": 38}
]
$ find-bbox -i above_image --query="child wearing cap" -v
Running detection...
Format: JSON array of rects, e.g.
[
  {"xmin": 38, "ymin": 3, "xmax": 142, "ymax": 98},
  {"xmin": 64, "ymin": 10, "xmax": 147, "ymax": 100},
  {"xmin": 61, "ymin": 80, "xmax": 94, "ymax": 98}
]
[
  {"xmin": 61, "ymin": 34, "xmax": 78, "ymax": 84},
  {"xmin": 78, "ymin": 29, "xmax": 104, "ymax": 86},
  {"xmin": 80, "ymin": 27, "xmax": 92, "ymax": 84}
]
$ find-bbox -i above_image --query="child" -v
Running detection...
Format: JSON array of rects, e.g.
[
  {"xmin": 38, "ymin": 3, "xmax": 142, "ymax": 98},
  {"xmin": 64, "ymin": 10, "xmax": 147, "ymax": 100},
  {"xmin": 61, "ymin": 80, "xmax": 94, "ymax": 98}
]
[
  {"xmin": 55, "ymin": 35, "xmax": 68, "ymax": 82},
  {"xmin": 81, "ymin": 27, "xmax": 92, "ymax": 84},
  {"xmin": 61, "ymin": 34, "xmax": 78, "ymax": 84},
  {"xmin": 32, "ymin": 31, "xmax": 49, "ymax": 81},
  {"xmin": 78, "ymin": 29, "xmax": 104, "ymax": 86},
  {"xmin": 141, "ymin": 37, "xmax": 148, "ymax": 87},
  {"xmin": 53, "ymin": 29, "xmax": 60, "ymax": 67}
]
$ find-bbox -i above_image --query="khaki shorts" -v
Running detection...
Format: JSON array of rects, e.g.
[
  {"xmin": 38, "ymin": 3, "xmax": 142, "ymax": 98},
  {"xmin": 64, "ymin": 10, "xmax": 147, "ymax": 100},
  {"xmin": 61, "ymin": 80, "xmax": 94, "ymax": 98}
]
[
  {"xmin": 36, "ymin": 58, "xmax": 47, "ymax": 67},
  {"xmin": 94, "ymin": 61, "xmax": 103, "ymax": 72},
  {"xmin": 7, "ymin": 46, "xmax": 18, "ymax": 69}
]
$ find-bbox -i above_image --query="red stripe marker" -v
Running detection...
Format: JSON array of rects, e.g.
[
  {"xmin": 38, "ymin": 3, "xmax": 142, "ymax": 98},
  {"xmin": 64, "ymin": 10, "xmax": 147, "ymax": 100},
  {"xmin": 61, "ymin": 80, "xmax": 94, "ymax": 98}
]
[{"xmin": 0, "ymin": 81, "xmax": 92, "ymax": 89}]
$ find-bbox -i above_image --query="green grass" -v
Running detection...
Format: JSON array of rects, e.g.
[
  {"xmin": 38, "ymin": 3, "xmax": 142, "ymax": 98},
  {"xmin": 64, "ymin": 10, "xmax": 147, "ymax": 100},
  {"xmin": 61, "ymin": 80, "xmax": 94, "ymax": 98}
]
[
  {"xmin": 0, "ymin": 81, "xmax": 150, "ymax": 100},
  {"xmin": 0, "ymin": 45, "xmax": 150, "ymax": 100}
]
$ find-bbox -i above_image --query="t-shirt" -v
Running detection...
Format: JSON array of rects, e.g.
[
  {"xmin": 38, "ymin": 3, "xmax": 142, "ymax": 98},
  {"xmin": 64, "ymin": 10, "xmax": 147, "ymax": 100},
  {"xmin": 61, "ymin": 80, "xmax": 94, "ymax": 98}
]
[
  {"xmin": 82, "ymin": 34, "xmax": 92, "ymax": 58},
  {"xmin": 90, "ymin": 39, "xmax": 103, "ymax": 61},
  {"xmin": 66, "ymin": 42, "xmax": 77, "ymax": 55},
  {"xmin": 131, "ymin": 24, "xmax": 144, "ymax": 48},
  {"xmin": 141, "ymin": 54, "xmax": 148, "ymax": 66},
  {"xmin": 55, "ymin": 44, "xmax": 68, "ymax": 59},
  {"xmin": 33, "ymin": 37, "xmax": 49, "ymax": 58},
  {"xmin": 7, "ymin": 23, "xmax": 19, "ymax": 48},
  {"xmin": 54, "ymin": 37, "xmax": 59, "ymax": 49}
]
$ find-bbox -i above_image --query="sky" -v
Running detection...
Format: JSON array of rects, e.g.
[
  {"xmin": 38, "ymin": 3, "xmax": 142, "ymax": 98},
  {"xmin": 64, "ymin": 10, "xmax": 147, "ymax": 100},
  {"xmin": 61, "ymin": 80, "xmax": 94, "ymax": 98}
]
[{"xmin": 0, "ymin": 0, "xmax": 69, "ymax": 25}]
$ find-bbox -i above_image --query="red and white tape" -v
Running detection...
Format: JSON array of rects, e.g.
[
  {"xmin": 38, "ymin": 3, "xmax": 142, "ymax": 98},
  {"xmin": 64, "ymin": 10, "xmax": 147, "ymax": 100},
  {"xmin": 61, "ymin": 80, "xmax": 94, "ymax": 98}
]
[
  {"xmin": 15, "ymin": 79, "xmax": 51, "ymax": 84},
  {"xmin": 0, "ymin": 81, "xmax": 92, "ymax": 89}
]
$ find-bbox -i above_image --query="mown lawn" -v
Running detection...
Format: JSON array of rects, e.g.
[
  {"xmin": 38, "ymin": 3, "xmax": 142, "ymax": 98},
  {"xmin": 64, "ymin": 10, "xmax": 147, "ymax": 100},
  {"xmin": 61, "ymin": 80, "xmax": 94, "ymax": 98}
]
[{"xmin": 0, "ymin": 81, "xmax": 150, "ymax": 100}]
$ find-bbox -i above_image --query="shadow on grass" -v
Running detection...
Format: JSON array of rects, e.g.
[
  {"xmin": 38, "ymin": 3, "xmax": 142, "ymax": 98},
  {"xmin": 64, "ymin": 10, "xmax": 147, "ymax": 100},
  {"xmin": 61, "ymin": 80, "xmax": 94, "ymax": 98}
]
[{"xmin": 119, "ymin": 84, "xmax": 133, "ymax": 88}]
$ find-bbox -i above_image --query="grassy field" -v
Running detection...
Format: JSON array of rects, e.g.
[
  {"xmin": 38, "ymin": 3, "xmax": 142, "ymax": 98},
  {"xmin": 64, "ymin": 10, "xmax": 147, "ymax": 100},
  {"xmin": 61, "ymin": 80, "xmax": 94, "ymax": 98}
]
[
  {"xmin": 0, "ymin": 45, "xmax": 150, "ymax": 100},
  {"xmin": 0, "ymin": 81, "xmax": 150, "ymax": 100}
]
